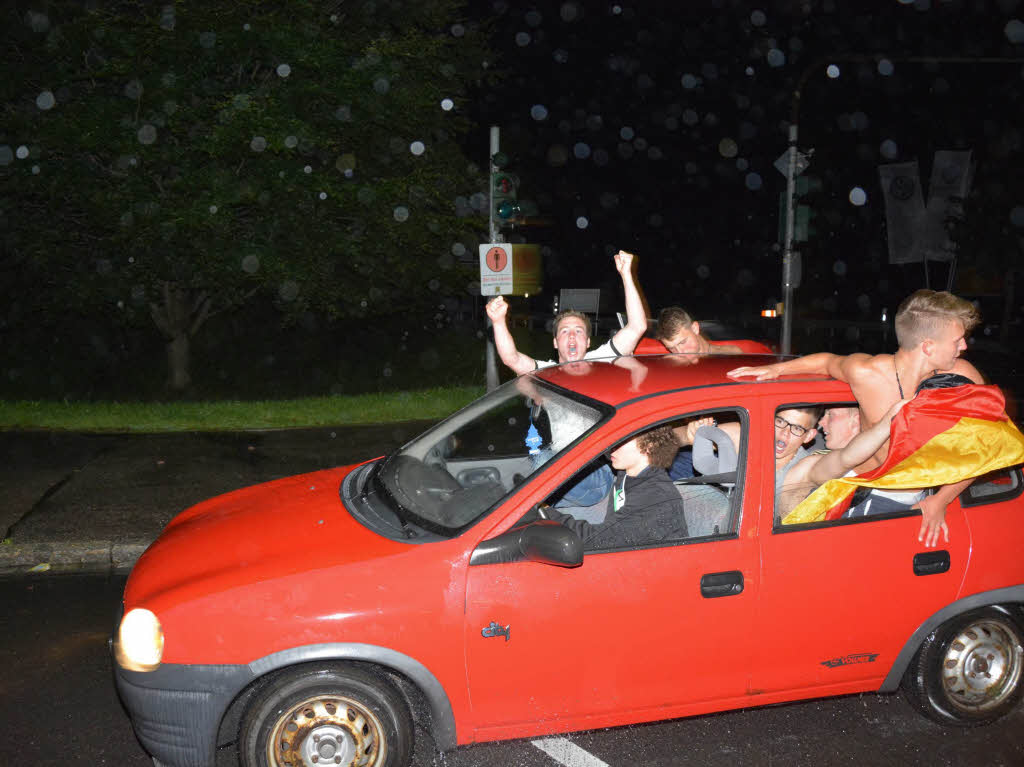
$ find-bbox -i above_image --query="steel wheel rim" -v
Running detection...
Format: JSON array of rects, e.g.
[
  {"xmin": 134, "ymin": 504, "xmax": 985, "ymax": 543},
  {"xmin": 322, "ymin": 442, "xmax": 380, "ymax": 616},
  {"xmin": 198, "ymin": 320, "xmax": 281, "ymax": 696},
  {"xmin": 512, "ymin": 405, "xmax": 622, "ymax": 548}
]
[
  {"xmin": 940, "ymin": 618, "xmax": 1024, "ymax": 713},
  {"xmin": 267, "ymin": 693, "xmax": 387, "ymax": 767}
]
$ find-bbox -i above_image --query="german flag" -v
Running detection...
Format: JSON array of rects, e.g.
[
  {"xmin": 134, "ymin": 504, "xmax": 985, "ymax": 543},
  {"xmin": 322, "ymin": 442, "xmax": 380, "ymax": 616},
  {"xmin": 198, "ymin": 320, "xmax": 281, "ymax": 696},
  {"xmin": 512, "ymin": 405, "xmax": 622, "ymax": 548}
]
[{"xmin": 783, "ymin": 383, "xmax": 1024, "ymax": 525}]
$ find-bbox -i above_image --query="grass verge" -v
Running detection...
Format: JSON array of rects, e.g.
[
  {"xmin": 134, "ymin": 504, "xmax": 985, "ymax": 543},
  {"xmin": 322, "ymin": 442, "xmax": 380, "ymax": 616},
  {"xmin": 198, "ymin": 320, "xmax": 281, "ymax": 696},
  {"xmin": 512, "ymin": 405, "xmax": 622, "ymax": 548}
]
[{"xmin": 0, "ymin": 386, "xmax": 485, "ymax": 432}]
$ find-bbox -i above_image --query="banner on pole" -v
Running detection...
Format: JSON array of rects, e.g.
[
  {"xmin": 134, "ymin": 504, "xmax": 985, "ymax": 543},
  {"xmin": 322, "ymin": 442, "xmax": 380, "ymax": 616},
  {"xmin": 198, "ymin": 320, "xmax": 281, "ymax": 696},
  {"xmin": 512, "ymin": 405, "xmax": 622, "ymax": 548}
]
[{"xmin": 878, "ymin": 161, "xmax": 926, "ymax": 265}]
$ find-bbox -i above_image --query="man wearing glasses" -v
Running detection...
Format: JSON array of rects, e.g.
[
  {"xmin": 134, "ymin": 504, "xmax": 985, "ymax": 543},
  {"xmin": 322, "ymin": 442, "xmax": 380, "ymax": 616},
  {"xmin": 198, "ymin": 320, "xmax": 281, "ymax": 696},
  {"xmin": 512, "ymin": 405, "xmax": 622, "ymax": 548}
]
[{"xmin": 773, "ymin": 406, "xmax": 824, "ymax": 490}]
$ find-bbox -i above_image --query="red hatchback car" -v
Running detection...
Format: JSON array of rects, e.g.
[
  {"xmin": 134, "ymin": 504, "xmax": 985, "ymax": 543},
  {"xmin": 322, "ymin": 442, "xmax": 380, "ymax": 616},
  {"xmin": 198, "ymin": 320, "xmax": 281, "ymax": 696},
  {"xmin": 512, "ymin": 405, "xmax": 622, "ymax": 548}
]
[{"xmin": 113, "ymin": 355, "xmax": 1024, "ymax": 767}]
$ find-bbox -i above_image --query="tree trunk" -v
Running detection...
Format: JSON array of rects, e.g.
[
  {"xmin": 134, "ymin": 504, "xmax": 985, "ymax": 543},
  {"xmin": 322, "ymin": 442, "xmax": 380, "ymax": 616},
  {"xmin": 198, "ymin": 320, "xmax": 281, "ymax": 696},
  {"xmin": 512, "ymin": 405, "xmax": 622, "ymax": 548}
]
[{"xmin": 166, "ymin": 333, "xmax": 191, "ymax": 390}]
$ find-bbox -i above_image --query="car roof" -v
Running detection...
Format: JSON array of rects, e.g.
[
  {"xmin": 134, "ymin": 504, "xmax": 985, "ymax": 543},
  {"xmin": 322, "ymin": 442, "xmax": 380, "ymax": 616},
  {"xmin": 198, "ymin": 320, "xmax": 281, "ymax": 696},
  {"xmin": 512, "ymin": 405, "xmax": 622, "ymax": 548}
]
[{"xmin": 531, "ymin": 353, "xmax": 851, "ymax": 407}]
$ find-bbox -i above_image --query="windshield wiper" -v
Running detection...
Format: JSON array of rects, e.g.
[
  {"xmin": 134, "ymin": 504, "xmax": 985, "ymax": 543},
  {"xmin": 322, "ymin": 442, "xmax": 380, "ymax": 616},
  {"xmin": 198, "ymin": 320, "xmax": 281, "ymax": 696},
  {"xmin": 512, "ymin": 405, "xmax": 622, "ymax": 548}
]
[{"xmin": 367, "ymin": 458, "xmax": 420, "ymax": 539}]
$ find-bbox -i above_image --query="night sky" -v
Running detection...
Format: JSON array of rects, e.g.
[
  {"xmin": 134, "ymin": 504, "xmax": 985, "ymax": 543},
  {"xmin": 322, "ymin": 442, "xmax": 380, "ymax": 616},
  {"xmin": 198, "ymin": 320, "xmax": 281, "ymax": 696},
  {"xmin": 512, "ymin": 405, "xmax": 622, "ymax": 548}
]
[{"xmin": 466, "ymin": 1, "xmax": 1024, "ymax": 325}]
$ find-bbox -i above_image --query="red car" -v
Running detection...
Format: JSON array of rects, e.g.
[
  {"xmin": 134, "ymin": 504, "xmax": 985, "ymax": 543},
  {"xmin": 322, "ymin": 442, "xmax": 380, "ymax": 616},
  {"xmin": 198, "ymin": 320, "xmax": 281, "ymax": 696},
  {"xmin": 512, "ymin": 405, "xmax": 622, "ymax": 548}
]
[{"xmin": 113, "ymin": 355, "xmax": 1024, "ymax": 767}]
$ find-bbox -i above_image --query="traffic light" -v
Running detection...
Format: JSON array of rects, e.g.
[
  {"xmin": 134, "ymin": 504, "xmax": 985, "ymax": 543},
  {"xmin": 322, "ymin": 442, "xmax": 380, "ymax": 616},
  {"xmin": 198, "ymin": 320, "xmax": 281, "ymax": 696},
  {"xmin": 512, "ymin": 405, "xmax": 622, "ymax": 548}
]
[
  {"xmin": 492, "ymin": 170, "xmax": 520, "ymax": 226},
  {"xmin": 793, "ymin": 175, "xmax": 821, "ymax": 242}
]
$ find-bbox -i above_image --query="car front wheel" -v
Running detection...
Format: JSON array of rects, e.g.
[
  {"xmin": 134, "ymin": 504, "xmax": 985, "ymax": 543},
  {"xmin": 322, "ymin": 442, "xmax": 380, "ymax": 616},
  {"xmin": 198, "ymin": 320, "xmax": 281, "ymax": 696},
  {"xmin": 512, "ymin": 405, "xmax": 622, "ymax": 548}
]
[
  {"xmin": 903, "ymin": 607, "xmax": 1024, "ymax": 726},
  {"xmin": 239, "ymin": 664, "xmax": 413, "ymax": 767}
]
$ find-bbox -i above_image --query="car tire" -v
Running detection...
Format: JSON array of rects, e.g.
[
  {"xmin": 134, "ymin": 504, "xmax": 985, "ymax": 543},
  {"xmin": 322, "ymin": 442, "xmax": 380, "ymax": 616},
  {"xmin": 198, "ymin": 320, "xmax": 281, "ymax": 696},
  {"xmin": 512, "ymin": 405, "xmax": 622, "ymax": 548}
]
[
  {"xmin": 902, "ymin": 606, "xmax": 1024, "ymax": 726},
  {"xmin": 239, "ymin": 664, "xmax": 414, "ymax": 767}
]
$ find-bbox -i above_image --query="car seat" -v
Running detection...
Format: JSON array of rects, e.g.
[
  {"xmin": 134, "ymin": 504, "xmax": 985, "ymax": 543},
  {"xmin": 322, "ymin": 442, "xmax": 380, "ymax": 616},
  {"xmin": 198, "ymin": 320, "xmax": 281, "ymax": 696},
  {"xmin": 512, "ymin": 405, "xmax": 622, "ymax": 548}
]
[{"xmin": 677, "ymin": 425, "xmax": 736, "ymax": 536}]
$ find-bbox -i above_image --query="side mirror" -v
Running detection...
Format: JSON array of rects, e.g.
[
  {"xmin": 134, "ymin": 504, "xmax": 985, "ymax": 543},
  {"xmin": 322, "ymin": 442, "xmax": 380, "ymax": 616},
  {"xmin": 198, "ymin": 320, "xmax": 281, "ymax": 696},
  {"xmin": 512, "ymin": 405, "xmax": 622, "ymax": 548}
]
[{"xmin": 470, "ymin": 521, "xmax": 583, "ymax": 568}]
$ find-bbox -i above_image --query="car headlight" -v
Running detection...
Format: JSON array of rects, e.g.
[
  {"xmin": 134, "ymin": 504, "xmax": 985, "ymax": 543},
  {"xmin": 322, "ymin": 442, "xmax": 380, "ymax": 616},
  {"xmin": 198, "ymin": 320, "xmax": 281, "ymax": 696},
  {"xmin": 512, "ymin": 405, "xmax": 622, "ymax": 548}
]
[{"xmin": 114, "ymin": 608, "xmax": 164, "ymax": 671}]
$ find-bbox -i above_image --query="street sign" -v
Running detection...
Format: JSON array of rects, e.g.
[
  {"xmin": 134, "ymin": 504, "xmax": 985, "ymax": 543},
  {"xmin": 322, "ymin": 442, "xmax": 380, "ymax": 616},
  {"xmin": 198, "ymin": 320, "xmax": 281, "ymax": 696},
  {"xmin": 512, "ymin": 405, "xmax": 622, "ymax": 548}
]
[
  {"xmin": 480, "ymin": 244, "xmax": 513, "ymax": 295},
  {"xmin": 479, "ymin": 243, "xmax": 543, "ymax": 297}
]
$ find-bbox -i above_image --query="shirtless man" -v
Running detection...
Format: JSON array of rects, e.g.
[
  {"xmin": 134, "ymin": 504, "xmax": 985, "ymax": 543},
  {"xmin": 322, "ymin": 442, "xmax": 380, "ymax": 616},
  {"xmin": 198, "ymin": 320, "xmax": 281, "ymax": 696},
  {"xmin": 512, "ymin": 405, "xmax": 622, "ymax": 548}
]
[
  {"xmin": 635, "ymin": 307, "xmax": 774, "ymax": 355},
  {"xmin": 728, "ymin": 289, "xmax": 983, "ymax": 547},
  {"xmin": 486, "ymin": 250, "xmax": 647, "ymax": 375}
]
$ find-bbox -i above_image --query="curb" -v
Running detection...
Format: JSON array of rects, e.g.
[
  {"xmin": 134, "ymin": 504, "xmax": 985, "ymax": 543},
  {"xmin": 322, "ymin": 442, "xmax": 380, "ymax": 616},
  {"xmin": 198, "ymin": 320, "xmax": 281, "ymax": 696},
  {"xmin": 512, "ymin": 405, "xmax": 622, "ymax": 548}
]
[{"xmin": 0, "ymin": 540, "xmax": 150, "ymax": 575}]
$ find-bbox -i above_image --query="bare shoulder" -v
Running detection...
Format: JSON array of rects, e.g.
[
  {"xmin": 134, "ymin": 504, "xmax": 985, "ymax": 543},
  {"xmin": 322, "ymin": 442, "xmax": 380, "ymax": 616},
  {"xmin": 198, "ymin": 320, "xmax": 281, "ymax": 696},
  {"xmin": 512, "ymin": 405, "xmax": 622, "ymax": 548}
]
[
  {"xmin": 952, "ymin": 357, "xmax": 985, "ymax": 384},
  {"xmin": 843, "ymin": 352, "xmax": 891, "ymax": 382}
]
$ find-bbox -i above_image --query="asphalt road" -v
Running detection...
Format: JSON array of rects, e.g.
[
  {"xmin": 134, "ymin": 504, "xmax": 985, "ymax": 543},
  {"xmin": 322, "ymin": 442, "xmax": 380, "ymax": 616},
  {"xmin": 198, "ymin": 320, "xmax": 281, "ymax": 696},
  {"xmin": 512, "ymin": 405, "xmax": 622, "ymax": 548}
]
[{"xmin": 3, "ymin": 573, "xmax": 1023, "ymax": 767}]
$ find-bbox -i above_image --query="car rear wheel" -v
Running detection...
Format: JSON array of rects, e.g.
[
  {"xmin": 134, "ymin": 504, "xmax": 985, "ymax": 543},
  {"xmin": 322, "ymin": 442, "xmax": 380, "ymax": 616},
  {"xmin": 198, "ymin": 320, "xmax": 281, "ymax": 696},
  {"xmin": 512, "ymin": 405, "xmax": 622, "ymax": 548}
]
[
  {"xmin": 903, "ymin": 607, "xmax": 1024, "ymax": 726},
  {"xmin": 239, "ymin": 665, "xmax": 413, "ymax": 767}
]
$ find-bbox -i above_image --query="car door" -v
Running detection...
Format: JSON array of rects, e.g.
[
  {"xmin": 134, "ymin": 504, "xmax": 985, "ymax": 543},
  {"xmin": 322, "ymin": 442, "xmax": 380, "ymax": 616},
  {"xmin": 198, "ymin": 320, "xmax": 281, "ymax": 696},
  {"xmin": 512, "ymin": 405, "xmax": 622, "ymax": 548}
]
[
  {"xmin": 462, "ymin": 401, "xmax": 760, "ymax": 737},
  {"xmin": 751, "ymin": 394, "xmax": 970, "ymax": 695}
]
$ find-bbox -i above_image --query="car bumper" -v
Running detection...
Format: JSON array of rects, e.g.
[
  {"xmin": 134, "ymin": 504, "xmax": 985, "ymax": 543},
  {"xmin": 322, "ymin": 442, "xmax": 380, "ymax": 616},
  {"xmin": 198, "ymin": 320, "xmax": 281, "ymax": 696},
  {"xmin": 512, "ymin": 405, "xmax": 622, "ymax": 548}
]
[{"xmin": 114, "ymin": 661, "xmax": 253, "ymax": 767}]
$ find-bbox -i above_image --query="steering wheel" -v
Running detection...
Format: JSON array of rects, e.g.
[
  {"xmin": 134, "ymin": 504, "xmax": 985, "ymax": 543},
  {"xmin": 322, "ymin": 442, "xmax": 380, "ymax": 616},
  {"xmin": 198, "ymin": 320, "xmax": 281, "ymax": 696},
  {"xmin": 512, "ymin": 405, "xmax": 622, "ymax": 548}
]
[{"xmin": 389, "ymin": 455, "xmax": 462, "ymax": 499}]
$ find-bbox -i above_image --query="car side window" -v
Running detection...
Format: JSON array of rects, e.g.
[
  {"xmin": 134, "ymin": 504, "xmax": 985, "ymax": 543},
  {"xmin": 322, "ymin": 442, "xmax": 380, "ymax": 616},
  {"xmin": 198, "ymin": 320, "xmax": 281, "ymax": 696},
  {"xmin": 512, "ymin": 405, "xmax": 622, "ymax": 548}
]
[
  {"xmin": 961, "ymin": 467, "xmax": 1024, "ymax": 507},
  {"xmin": 536, "ymin": 409, "xmax": 747, "ymax": 551}
]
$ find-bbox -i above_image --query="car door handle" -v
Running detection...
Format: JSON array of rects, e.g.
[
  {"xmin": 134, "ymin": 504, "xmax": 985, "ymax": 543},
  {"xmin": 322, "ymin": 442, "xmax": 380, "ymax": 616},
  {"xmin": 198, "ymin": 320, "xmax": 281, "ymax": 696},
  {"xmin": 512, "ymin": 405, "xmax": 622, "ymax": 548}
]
[
  {"xmin": 700, "ymin": 570, "xmax": 744, "ymax": 598},
  {"xmin": 913, "ymin": 550, "xmax": 951, "ymax": 576}
]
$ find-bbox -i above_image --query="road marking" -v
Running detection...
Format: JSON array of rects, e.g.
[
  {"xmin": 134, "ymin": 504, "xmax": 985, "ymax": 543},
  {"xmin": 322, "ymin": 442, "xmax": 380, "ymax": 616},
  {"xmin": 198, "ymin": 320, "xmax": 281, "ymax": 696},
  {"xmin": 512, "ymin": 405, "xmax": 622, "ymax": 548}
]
[{"xmin": 531, "ymin": 737, "xmax": 610, "ymax": 767}]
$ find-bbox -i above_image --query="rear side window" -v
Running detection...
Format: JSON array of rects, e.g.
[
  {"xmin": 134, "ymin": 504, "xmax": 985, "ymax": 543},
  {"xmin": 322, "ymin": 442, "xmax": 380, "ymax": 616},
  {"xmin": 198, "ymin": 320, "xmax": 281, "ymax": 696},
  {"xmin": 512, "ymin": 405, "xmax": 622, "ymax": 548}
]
[{"xmin": 961, "ymin": 467, "xmax": 1024, "ymax": 507}]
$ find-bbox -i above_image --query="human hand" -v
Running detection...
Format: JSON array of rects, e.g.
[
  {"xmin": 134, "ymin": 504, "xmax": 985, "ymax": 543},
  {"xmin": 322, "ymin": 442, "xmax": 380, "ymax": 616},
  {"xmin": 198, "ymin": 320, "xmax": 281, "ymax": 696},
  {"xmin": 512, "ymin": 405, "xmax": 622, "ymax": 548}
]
[
  {"xmin": 486, "ymin": 295, "xmax": 508, "ymax": 323},
  {"xmin": 727, "ymin": 364, "xmax": 780, "ymax": 380},
  {"xmin": 685, "ymin": 416, "xmax": 715, "ymax": 444},
  {"xmin": 886, "ymin": 398, "xmax": 910, "ymax": 422},
  {"xmin": 916, "ymin": 494, "xmax": 950, "ymax": 548},
  {"xmin": 613, "ymin": 249, "xmax": 634, "ymax": 275}
]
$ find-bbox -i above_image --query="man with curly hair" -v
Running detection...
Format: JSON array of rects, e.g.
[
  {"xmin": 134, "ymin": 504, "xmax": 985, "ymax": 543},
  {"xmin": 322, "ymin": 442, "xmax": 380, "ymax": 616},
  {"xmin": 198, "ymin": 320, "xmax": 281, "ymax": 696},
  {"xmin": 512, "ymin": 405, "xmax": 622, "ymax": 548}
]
[{"xmin": 540, "ymin": 425, "xmax": 688, "ymax": 549}]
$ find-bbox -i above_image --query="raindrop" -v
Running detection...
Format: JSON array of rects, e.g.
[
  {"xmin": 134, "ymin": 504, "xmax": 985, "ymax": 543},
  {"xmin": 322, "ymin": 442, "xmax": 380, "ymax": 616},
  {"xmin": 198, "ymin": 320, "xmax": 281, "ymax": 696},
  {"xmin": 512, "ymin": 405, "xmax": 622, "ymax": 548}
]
[
  {"xmin": 373, "ymin": 77, "xmax": 390, "ymax": 94},
  {"xmin": 826, "ymin": 64, "xmax": 840, "ymax": 79},
  {"xmin": 451, "ymin": 23, "xmax": 465, "ymax": 37},
  {"xmin": 1005, "ymin": 19, "xmax": 1024, "ymax": 44},
  {"xmin": 441, "ymin": 98, "xmax": 454, "ymax": 111},
  {"xmin": 682, "ymin": 109, "xmax": 699, "ymax": 126},
  {"xmin": 573, "ymin": 142, "xmax": 591, "ymax": 159},
  {"xmin": 560, "ymin": 3, "xmax": 580, "ymax": 22},
  {"xmin": 530, "ymin": 104, "xmax": 548, "ymax": 121},
  {"xmin": 880, "ymin": 139, "xmax": 899, "ymax": 159},
  {"xmin": 745, "ymin": 172, "xmax": 763, "ymax": 191},
  {"xmin": 451, "ymin": 242, "xmax": 467, "ymax": 257},
  {"xmin": 285, "ymin": 135, "xmax": 298, "ymax": 148},
  {"xmin": 124, "ymin": 79, "xmax": 144, "ymax": 100},
  {"xmin": 209, "ymin": 205, "xmax": 218, "ymax": 214},
  {"xmin": 16, "ymin": 145, "xmax": 29, "ymax": 159},
  {"xmin": 0, "ymin": 146, "xmax": 12, "ymax": 166},
  {"xmin": 199, "ymin": 31, "xmax": 216, "ymax": 49},
  {"xmin": 750, "ymin": 10, "xmax": 767, "ymax": 26},
  {"xmin": 277, "ymin": 63, "xmax": 291, "ymax": 78},
  {"xmin": 250, "ymin": 136, "xmax": 267, "ymax": 152},
  {"xmin": 553, "ymin": 48, "xmax": 569, "ymax": 64},
  {"xmin": 243, "ymin": 22, "xmax": 251, "ymax": 31},
  {"xmin": 36, "ymin": 90, "xmax": 55, "ymax": 110},
  {"xmin": 575, "ymin": 216, "xmax": 589, "ymax": 229},
  {"xmin": 849, "ymin": 187, "xmax": 867, "ymax": 206},
  {"xmin": 718, "ymin": 137, "xmax": 738, "ymax": 158},
  {"xmin": 620, "ymin": 126, "xmax": 635, "ymax": 140},
  {"xmin": 137, "ymin": 124, "xmax": 157, "ymax": 145},
  {"xmin": 303, "ymin": 165, "xmax": 312, "ymax": 174},
  {"xmin": 833, "ymin": 260, "xmax": 848, "ymax": 276},
  {"xmin": 851, "ymin": 111, "xmax": 869, "ymax": 131},
  {"xmin": 31, "ymin": 164, "xmax": 40, "ymax": 174},
  {"xmin": 410, "ymin": 140, "xmax": 426, "ymax": 155},
  {"xmin": 745, "ymin": 66, "xmax": 754, "ymax": 76},
  {"xmin": 318, "ymin": 192, "xmax": 327, "ymax": 200},
  {"xmin": 428, "ymin": 279, "xmax": 441, "ymax": 291},
  {"xmin": 515, "ymin": 31, "xmax": 531, "ymax": 47},
  {"xmin": 681, "ymin": 73, "xmax": 698, "ymax": 89},
  {"xmin": 766, "ymin": 48, "xmax": 786, "ymax": 67},
  {"xmin": 1010, "ymin": 206, "xmax": 1024, "ymax": 228},
  {"xmin": 877, "ymin": 58, "xmax": 895, "ymax": 76},
  {"xmin": 335, "ymin": 105, "xmax": 352, "ymax": 121},
  {"xmin": 242, "ymin": 254, "xmax": 260, "ymax": 273},
  {"xmin": 697, "ymin": 264, "xmax": 710, "ymax": 279},
  {"xmin": 736, "ymin": 157, "xmax": 749, "ymax": 171},
  {"xmin": 279, "ymin": 281, "xmax": 299, "ymax": 301},
  {"xmin": 394, "ymin": 205, "xmax": 410, "ymax": 222}
]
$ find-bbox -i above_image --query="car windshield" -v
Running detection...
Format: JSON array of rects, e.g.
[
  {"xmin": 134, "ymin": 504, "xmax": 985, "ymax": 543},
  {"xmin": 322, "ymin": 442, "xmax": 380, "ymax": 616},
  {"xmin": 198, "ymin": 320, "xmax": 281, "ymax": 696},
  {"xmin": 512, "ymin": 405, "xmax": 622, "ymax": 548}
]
[{"xmin": 375, "ymin": 376, "xmax": 610, "ymax": 535}]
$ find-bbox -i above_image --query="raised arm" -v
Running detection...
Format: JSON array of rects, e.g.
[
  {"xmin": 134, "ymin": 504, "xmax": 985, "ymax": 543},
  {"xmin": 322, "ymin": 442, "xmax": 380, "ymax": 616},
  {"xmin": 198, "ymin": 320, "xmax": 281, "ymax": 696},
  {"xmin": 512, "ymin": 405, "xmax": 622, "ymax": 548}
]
[
  {"xmin": 728, "ymin": 352, "xmax": 870, "ymax": 382},
  {"xmin": 486, "ymin": 296, "xmax": 537, "ymax": 376},
  {"xmin": 808, "ymin": 399, "xmax": 909, "ymax": 485},
  {"xmin": 608, "ymin": 250, "xmax": 647, "ymax": 355}
]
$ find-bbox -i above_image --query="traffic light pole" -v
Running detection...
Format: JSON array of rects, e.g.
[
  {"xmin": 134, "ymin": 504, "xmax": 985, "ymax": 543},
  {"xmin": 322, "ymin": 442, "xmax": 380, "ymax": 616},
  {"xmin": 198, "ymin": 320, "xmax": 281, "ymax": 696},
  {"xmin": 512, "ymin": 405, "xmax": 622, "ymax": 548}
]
[{"xmin": 485, "ymin": 125, "xmax": 500, "ymax": 390}]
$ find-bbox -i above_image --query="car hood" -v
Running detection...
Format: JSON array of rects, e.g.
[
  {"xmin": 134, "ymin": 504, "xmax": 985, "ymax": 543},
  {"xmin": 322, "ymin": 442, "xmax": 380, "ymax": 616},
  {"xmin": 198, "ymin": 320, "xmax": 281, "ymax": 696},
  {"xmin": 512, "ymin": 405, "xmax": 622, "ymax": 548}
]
[{"xmin": 124, "ymin": 463, "xmax": 413, "ymax": 609}]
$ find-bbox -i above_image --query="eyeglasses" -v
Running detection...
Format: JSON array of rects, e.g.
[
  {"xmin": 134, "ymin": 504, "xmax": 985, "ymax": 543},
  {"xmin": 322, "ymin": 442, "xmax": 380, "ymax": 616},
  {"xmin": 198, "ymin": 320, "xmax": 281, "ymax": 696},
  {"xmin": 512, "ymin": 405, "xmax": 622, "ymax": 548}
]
[{"xmin": 775, "ymin": 415, "xmax": 811, "ymax": 437}]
